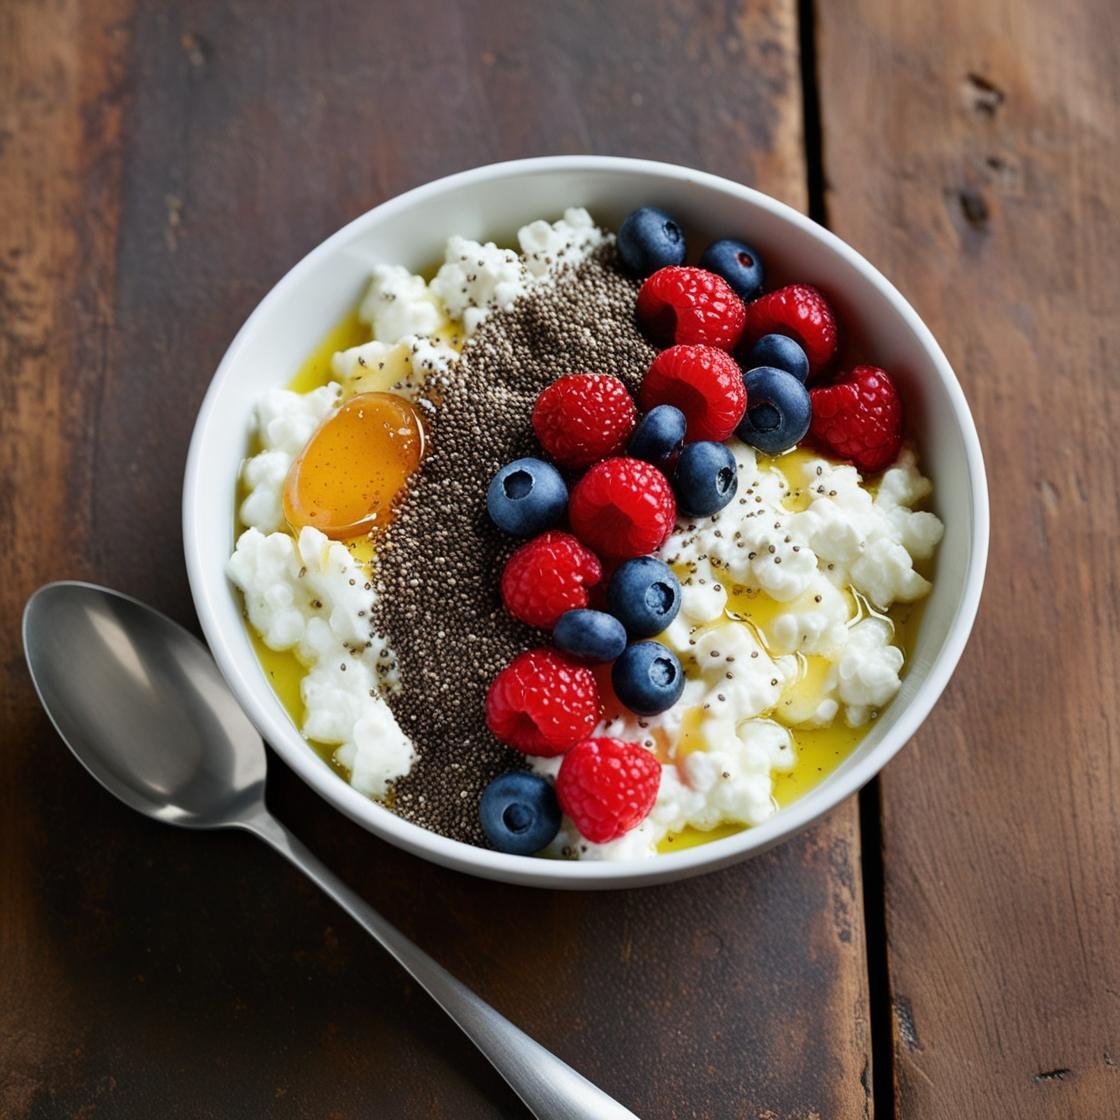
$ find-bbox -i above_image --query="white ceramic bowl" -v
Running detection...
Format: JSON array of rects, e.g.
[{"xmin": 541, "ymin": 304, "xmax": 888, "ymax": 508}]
[{"xmin": 184, "ymin": 156, "xmax": 988, "ymax": 889}]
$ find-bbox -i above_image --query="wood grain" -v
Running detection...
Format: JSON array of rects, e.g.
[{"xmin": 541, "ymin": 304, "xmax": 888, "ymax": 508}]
[
  {"xmin": 1, "ymin": 2, "xmax": 874, "ymax": 1117},
  {"xmin": 818, "ymin": 0, "xmax": 1120, "ymax": 1115},
  {"xmin": 0, "ymin": 0, "xmax": 132, "ymax": 1111}
]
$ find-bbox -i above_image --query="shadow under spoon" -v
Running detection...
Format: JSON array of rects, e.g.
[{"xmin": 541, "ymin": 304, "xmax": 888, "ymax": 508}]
[{"xmin": 22, "ymin": 581, "xmax": 640, "ymax": 1120}]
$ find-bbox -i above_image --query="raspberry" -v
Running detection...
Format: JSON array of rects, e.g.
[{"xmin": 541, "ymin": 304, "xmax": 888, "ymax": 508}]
[
  {"xmin": 485, "ymin": 649, "xmax": 601, "ymax": 757},
  {"xmin": 500, "ymin": 530, "xmax": 602, "ymax": 629},
  {"xmin": 741, "ymin": 283, "xmax": 838, "ymax": 375},
  {"xmin": 636, "ymin": 266, "xmax": 746, "ymax": 350},
  {"xmin": 569, "ymin": 457, "xmax": 676, "ymax": 559},
  {"xmin": 556, "ymin": 737, "xmax": 661, "ymax": 843},
  {"xmin": 639, "ymin": 344, "xmax": 747, "ymax": 442},
  {"xmin": 532, "ymin": 373, "xmax": 637, "ymax": 469},
  {"xmin": 809, "ymin": 365, "xmax": 902, "ymax": 473}
]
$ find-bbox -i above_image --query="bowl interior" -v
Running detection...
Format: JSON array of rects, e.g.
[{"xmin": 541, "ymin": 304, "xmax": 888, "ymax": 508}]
[{"xmin": 185, "ymin": 158, "xmax": 985, "ymax": 888}]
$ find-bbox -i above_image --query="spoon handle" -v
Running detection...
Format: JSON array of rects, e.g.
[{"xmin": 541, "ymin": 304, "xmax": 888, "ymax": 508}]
[{"xmin": 240, "ymin": 809, "xmax": 640, "ymax": 1120}]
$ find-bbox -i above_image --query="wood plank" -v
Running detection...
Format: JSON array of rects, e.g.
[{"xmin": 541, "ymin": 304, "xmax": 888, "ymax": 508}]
[
  {"xmin": 0, "ymin": 1, "xmax": 133, "ymax": 1114},
  {"xmin": 817, "ymin": 0, "xmax": 1120, "ymax": 1115},
  {"xmin": 2, "ymin": 2, "xmax": 874, "ymax": 1116}
]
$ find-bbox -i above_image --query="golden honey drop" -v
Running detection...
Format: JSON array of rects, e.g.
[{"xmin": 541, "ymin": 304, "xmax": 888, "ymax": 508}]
[{"xmin": 283, "ymin": 391, "xmax": 425, "ymax": 540}]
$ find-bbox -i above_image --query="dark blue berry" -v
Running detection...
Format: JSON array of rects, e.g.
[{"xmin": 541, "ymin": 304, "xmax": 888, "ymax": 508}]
[
  {"xmin": 672, "ymin": 440, "xmax": 738, "ymax": 517},
  {"xmin": 628, "ymin": 404, "xmax": 687, "ymax": 466},
  {"xmin": 618, "ymin": 207, "xmax": 687, "ymax": 277},
  {"xmin": 486, "ymin": 457, "xmax": 567, "ymax": 536},
  {"xmin": 607, "ymin": 557, "xmax": 682, "ymax": 639},
  {"xmin": 743, "ymin": 333, "xmax": 810, "ymax": 383},
  {"xmin": 736, "ymin": 366, "xmax": 812, "ymax": 455},
  {"xmin": 479, "ymin": 771, "xmax": 562, "ymax": 856},
  {"xmin": 698, "ymin": 238, "xmax": 765, "ymax": 300},
  {"xmin": 553, "ymin": 609, "xmax": 628, "ymax": 663},
  {"xmin": 612, "ymin": 642, "xmax": 685, "ymax": 716}
]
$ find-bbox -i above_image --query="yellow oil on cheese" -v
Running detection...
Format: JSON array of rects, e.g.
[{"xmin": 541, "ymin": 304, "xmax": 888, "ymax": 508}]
[
  {"xmin": 768, "ymin": 445, "xmax": 818, "ymax": 511},
  {"xmin": 656, "ymin": 448, "xmax": 931, "ymax": 854},
  {"xmin": 246, "ymin": 628, "xmax": 341, "ymax": 775},
  {"xmin": 287, "ymin": 309, "xmax": 368, "ymax": 393},
  {"xmin": 658, "ymin": 822, "xmax": 747, "ymax": 852}
]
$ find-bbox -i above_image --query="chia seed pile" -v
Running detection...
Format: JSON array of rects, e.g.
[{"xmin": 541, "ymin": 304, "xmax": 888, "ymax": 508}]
[{"xmin": 374, "ymin": 242, "xmax": 656, "ymax": 844}]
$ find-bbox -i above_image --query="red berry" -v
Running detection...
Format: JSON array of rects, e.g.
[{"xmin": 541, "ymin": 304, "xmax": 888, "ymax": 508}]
[
  {"xmin": 485, "ymin": 649, "xmax": 601, "ymax": 757},
  {"xmin": 500, "ymin": 530, "xmax": 602, "ymax": 629},
  {"xmin": 809, "ymin": 365, "xmax": 902, "ymax": 473},
  {"xmin": 532, "ymin": 373, "xmax": 638, "ymax": 469},
  {"xmin": 569, "ymin": 457, "xmax": 676, "ymax": 559},
  {"xmin": 741, "ymin": 283, "xmax": 838, "ymax": 374},
  {"xmin": 556, "ymin": 737, "xmax": 661, "ymax": 844},
  {"xmin": 639, "ymin": 344, "xmax": 747, "ymax": 442},
  {"xmin": 636, "ymin": 266, "xmax": 746, "ymax": 350}
]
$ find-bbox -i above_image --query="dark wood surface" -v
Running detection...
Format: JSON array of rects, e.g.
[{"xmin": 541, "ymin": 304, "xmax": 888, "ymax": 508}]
[
  {"xmin": 821, "ymin": 1, "xmax": 1120, "ymax": 1116},
  {"xmin": 1, "ymin": 1, "xmax": 1115, "ymax": 1118}
]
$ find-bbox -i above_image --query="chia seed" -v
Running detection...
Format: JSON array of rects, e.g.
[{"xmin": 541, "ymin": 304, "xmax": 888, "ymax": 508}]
[{"xmin": 374, "ymin": 243, "xmax": 655, "ymax": 844}]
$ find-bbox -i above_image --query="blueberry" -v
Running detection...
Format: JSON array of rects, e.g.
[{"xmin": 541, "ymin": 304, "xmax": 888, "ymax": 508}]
[
  {"xmin": 672, "ymin": 440, "xmax": 738, "ymax": 517},
  {"xmin": 479, "ymin": 771, "xmax": 562, "ymax": 856},
  {"xmin": 736, "ymin": 366, "xmax": 812, "ymax": 455},
  {"xmin": 743, "ymin": 333, "xmax": 810, "ymax": 383},
  {"xmin": 607, "ymin": 557, "xmax": 682, "ymax": 638},
  {"xmin": 486, "ymin": 457, "xmax": 568, "ymax": 536},
  {"xmin": 628, "ymin": 404, "xmax": 687, "ymax": 466},
  {"xmin": 612, "ymin": 641, "xmax": 685, "ymax": 716},
  {"xmin": 618, "ymin": 207, "xmax": 687, "ymax": 277},
  {"xmin": 553, "ymin": 609, "xmax": 628, "ymax": 663},
  {"xmin": 698, "ymin": 238, "xmax": 765, "ymax": 301}
]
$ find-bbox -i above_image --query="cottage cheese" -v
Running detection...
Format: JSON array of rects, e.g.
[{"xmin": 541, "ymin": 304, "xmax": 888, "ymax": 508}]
[
  {"xmin": 430, "ymin": 208, "xmax": 604, "ymax": 334},
  {"xmin": 330, "ymin": 336, "xmax": 459, "ymax": 402},
  {"xmin": 227, "ymin": 524, "xmax": 412, "ymax": 797},
  {"xmin": 517, "ymin": 207, "xmax": 605, "ymax": 278},
  {"xmin": 430, "ymin": 236, "xmax": 526, "ymax": 335},
  {"xmin": 538, "ymin": 441, "xmax": 943, "ymax": 860},
  {"xmin": 359, "ymin": 264, "xmax": 449, "ymax": 343}
]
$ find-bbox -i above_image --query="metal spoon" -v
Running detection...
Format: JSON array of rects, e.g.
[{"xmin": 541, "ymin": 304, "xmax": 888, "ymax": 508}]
[{"xmin": 22, "ymin": 582, "xmax": 639, "ymax": 1120}]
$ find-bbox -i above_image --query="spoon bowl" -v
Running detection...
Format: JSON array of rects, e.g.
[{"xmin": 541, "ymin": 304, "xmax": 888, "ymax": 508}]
[{"xmin": 23, "ymin": 582, "xmax": 267, "ymax": 828}]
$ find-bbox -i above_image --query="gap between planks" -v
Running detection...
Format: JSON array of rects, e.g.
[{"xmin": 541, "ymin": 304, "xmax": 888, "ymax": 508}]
[{"xmin": 797, "ymin": 0, "xmax": 896, "ymax": 1116}]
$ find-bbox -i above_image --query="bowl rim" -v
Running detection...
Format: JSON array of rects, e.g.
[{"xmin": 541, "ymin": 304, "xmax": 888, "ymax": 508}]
[{"xmin": 183, "ymin": 154, "xmax": 989, "ymax": 887}]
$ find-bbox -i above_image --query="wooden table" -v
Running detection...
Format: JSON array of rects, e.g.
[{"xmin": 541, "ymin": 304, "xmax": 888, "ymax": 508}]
[{"xmin": 3, "ymin": 2, "xmax": 1117, "ymax": 1116}]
